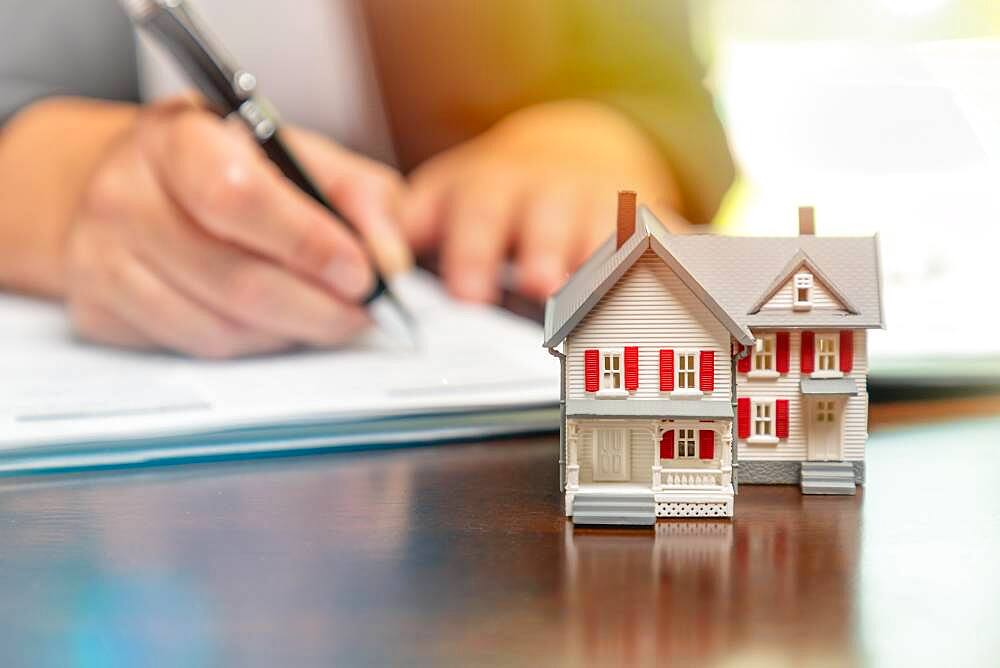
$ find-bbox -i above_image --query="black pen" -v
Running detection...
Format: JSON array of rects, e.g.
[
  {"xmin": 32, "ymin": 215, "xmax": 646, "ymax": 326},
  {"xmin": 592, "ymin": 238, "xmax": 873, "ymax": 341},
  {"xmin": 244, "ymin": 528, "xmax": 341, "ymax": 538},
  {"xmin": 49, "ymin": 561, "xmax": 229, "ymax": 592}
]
[{"xmin": 119, "ymin": 0, "xmax": 417, "ymax": 346}]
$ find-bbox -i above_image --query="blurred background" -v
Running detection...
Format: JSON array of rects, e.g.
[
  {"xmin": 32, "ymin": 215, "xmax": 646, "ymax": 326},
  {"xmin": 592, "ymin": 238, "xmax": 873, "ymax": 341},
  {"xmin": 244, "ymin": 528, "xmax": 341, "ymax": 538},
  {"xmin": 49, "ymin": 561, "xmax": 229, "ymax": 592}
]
[{"xmin": 698, "ymin": 0, "xmax": 1000, "ymax": 385}]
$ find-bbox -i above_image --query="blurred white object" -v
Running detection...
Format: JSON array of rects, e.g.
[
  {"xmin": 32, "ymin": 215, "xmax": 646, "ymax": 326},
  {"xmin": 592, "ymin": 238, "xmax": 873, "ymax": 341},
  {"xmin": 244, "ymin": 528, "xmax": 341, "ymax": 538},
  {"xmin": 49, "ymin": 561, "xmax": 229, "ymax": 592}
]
[
  {"xmin": 707, "ymin": 11, "xmax": 1000, "ymax": 378},
  {"xmin": 0, "ymin": 272, "xmax": 558, "ymax": 473}
]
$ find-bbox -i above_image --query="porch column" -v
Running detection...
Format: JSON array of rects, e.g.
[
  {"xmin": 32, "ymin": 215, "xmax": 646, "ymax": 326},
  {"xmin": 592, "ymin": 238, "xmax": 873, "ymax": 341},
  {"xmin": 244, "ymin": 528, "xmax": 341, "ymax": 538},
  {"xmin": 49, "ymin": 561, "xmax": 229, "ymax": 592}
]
[
  {"xmin": 650, "ymin": 422, "xmax": 664, "ymax": 491},
  {"xmin": 566, "ymin": 422, "xmax": 580, "ymax": 491},
  {"xmin": 720, "ymin": 421, "xmax": 733, "ymax": 487}
]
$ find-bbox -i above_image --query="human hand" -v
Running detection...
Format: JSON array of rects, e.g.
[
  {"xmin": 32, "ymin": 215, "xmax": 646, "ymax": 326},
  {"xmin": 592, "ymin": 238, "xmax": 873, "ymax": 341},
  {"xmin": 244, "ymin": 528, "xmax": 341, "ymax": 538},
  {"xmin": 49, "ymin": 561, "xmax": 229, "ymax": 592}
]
[
  {"xmin": 403, "ymin": 100, "xmax": 683, "ymax": 302},
  {"xmin": 64, "ymin": 98, "xmax": 411, "ymax": 358}
]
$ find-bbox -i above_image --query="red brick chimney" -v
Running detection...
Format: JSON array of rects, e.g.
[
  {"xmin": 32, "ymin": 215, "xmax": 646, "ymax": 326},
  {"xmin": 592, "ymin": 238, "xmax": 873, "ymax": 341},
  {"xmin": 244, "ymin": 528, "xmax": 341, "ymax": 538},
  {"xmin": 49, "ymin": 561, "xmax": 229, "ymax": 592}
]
[
  {"xmin": 798, "ymin": 206, "xmax": 815, "ymax": 236},
  {"xmin": 616, "ymin": 190, "xmax": 637, "ymax": 249}
]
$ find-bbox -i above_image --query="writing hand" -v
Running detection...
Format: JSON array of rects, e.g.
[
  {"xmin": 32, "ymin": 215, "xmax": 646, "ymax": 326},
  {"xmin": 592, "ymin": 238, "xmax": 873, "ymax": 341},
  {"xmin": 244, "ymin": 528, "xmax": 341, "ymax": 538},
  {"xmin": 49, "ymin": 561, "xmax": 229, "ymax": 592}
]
[{"xmin": 65, "ymin": 98, "xmax": 410, "ymax": 358}]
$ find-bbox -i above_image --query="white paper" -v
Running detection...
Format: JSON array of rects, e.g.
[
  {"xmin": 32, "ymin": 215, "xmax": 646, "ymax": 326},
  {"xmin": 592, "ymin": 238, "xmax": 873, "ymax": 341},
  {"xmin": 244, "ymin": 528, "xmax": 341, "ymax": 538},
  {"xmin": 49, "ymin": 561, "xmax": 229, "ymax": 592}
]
[{"xmin": 0, "ymin": 271, "xmax": 559, "ymax": 452}]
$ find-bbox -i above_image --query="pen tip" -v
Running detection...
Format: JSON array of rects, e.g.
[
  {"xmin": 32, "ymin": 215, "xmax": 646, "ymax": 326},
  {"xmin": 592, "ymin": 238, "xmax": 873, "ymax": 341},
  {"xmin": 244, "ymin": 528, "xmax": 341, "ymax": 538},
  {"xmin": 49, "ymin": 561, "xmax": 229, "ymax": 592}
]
[{"xmin": 369, "ymin": 293, "xmax": 420, "ymax": 351}]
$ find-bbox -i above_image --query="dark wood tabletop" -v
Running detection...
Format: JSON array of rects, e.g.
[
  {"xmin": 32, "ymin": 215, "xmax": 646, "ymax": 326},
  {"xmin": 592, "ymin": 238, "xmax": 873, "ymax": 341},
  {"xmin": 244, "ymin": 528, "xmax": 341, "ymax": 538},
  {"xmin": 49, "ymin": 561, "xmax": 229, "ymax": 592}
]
[{"xmin": 1, "ymin": 398, "xmax": 998, "ymax": 667}]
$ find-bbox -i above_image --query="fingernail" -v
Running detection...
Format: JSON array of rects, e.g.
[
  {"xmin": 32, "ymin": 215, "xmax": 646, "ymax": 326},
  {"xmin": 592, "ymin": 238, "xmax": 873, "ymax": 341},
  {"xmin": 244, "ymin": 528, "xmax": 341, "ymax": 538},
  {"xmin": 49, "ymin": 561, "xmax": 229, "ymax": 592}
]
[{"xmin": 323, "ymin": 254, "xmax": 374, "ymax": 302}]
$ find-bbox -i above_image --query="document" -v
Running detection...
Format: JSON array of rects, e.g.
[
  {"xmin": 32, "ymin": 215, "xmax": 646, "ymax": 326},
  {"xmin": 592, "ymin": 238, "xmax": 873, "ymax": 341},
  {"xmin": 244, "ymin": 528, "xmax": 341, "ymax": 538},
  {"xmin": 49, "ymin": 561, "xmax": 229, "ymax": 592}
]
[{"xmin": 0, "ymin": 272, "xmax": 559, "ymax": 474}]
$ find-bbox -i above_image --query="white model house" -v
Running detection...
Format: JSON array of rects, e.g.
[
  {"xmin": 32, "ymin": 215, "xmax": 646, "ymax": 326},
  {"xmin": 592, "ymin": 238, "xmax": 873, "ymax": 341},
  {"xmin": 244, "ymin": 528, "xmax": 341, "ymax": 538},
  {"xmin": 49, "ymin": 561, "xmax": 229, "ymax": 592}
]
[{"xmin": 543, "ymin": 193, "xmax": 883, "ymax": 525}]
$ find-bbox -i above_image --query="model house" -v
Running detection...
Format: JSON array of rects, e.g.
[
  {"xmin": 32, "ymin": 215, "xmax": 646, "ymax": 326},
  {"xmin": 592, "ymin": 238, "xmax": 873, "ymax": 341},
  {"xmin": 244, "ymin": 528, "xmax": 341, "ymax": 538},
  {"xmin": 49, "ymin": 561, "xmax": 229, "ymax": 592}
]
[{"xmin": 543, "ymin": 192, "xmax": 883, "ymax": 525}]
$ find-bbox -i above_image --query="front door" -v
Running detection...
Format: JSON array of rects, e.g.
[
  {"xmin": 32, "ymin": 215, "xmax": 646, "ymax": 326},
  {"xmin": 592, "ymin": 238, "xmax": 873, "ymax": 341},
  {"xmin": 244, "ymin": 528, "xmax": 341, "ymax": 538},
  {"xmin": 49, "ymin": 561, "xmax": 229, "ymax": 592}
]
[
  {"xmin": 594, "ymin": 429, "xmax": 630, "ymax": 481},
  {"xmin": 807, "ymin": 399, "xmax": 843, "ymax": 461}
]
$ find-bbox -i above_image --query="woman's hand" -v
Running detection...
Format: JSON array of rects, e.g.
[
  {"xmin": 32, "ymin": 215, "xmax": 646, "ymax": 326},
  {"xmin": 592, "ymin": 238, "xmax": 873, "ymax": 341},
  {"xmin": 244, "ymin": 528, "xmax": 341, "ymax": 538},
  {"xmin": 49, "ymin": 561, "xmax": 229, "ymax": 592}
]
[
  {"xmin": 403, "ymin": 100, "xmax": 682, "ymax": 302},
  {"xmin": 64, "ymin": 98, "xmax": 410, "ymax": 358}
]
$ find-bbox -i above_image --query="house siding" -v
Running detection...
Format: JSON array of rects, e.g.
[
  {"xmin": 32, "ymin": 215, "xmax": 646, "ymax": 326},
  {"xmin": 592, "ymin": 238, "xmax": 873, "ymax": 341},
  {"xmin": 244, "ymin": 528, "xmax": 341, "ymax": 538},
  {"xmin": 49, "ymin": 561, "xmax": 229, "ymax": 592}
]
[
  {"xmin": 737, "ymin": 329, "xmax": 868, "ymax": 462},
  {"xmin": 760, "ymin": 272, "xmax": 844, "ymax": 312},
  {"xmin": 565, "ymin": 251, "xmax": 732, "ymax": 403}
]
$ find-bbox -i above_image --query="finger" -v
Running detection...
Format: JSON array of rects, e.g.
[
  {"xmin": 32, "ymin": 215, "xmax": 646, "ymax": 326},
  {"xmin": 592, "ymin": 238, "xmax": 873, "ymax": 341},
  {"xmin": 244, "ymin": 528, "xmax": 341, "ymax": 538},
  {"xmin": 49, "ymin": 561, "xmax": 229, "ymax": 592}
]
[
  {"xmin": 515, "ymin": 185, "xmax": 580, "ymax": 300},
  {"xmin": 102, "ymin": 250, "xmax": 292, "ymax": 359},
  {"xmin": 119, "ymin": 140, "xmax": 372, "ymax": 348},
  {"xmin": 403, "ymin": 154, "xmax": 457, "ymax": 254},
  {"xmin": 129, "ymin": 178, "xmax": 371, "ymax": 346},
  {"xmin": 573, "ymin": 187, "xmax": 618, "ymax": 268},
  {"xmin": 69, "ymin": 301, "xmax": 157, "ymax": 351},
  {"xmin": 139, "ymin": 109, "xmax": 375, "ymax": 302},
  {"xmin": 145, "ymin": 219, "xmax": 372, "ymax": 347},
  {"xmin": 283, "ymin": 127, "xmax": 413, "ymax": 276},
  {"xmin": 439, "ymin": 175, "xmax": 521, "ymax": 302}
]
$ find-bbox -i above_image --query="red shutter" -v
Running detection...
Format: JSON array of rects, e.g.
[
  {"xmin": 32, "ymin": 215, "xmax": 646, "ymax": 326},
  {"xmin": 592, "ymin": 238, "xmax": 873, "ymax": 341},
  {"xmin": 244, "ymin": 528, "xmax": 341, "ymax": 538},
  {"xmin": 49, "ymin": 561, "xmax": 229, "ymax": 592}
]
[
  {"xmin": 659, "ymin": 349, "xmax": 674, "ymax": 391},
  {"xmin": 800, "ymin": 331, "xmax": 815, "ymax": 373},
  {"xmin": 699, "ymin": 430, "xmax": 715, "ymax": 459},
  {"xmin": 624, "ymin": 346, "xmax": 639, "ymax": 391},
  {"xmin": 737, "ymin": 397, "xmax": 750, "ymax": 439},
  {"xmin": 584, "ymin": 349, "xmax": 599, "ymax": 392},
  {"xmin": 776, "ymin": 332, "xmax": 790, "ymax": 374},
  {"xmin": 699, "ymin": 350, "xmax": 715, "ymax": 392},
  {"xmin": 840, "ymin": 330, "xmax": 854, "ymax": 373},
  {"xmin": 659, "ymin": 430, "xmax": 675, "ymax": 459},
  {"xmin": 737, "ymin": 344, "xmax": 751, "ymax": 373},
  {"xmin": 775, "ymin": 399, "xmax": 789, "ymax": 438}
]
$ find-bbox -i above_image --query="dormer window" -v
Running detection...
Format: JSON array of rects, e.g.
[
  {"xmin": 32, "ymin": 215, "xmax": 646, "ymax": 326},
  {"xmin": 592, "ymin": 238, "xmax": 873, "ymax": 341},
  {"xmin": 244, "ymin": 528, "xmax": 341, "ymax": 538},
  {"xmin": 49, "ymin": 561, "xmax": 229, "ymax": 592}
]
[{"xmin": 793, "ymin": 272, "xmax": 813, "ymax": 311}]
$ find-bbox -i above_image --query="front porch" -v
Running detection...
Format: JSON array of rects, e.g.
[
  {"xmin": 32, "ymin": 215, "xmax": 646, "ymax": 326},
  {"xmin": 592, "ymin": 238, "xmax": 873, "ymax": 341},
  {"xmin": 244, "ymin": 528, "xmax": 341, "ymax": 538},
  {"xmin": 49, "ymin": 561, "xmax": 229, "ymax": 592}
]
[{"xmin": 564, "ymin": 417, "xmax": 735, "ymax": 520}]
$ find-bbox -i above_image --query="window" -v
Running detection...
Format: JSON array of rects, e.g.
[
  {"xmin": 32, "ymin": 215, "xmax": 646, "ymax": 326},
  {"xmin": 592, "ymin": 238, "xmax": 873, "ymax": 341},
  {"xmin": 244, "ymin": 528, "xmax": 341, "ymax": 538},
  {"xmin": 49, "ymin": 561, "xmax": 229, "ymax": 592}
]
[
  {"xmin": 794, "ymin": 272, "xmax": 813, "ymax": 310},
  {"xmin": 754, "ymin": 402, "xmax": 773, "ymax": 437},
  {"xmin": 676, "ymin": 352, "xmax": 697, "ymax": 390},
  {"xmin": 815, "ymin": 400, "xmax": 835, "ymax": 423},
  {"xmin": 816, "ymin": 334, "xmax": 838, "ymax": 372},
  {"xmin": 676, "ymin": 428, "xmax": 696, "ymax": 458},
  {"xmin": 601, "ymin": 351, "xmax": 622, "ymax": 390},
  {"xmin": 753, "ymin": 336, "xmax": 775, "ymax": 372}
]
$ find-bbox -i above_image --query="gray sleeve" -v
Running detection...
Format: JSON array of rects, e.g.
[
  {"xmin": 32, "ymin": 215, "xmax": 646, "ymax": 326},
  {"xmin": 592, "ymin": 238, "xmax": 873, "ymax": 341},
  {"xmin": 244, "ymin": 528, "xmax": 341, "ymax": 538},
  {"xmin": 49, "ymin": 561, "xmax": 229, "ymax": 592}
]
[{"xmin": 0, "ymin": 0, "xmax": 139, "ymax": 125}]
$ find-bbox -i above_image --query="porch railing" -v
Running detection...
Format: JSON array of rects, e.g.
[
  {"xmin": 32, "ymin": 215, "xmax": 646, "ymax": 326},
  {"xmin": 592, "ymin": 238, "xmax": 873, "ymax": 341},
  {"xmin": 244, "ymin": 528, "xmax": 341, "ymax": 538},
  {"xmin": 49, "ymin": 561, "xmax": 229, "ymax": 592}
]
[{"xmin": 659, "ymin": 468, "xmax": 724, "ymax": 488}]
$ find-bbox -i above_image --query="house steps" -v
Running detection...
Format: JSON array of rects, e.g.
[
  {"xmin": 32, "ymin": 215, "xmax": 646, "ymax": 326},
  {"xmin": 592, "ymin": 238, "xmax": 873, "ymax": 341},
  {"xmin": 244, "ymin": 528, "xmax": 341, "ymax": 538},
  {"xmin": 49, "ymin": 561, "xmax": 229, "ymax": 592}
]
[
  {"xmin": 572, "ymin": 493, "xmax": 656, "ymax": 526},
  {"xmin": 801, "ymin": 461, "xmax": 857, "ymax": 495}
]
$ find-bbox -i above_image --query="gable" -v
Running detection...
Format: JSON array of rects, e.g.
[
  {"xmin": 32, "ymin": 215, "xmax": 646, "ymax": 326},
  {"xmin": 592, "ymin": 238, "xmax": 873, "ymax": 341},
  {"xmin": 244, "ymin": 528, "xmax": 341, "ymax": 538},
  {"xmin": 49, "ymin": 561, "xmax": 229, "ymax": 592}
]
[
  {"xmin": 758, "ymin": 267, "xmax": 849, "ymax": 313},
  {"xmin": 564, "ymin": 250, "xmax": 732, "ymax": 401}
]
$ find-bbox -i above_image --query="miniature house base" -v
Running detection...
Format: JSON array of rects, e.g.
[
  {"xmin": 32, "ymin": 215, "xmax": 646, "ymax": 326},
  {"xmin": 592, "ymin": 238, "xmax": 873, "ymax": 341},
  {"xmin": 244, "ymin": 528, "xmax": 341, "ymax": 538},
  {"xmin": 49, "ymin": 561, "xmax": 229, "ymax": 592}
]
[{"xmin": 543, "ymin": 194, "xmax": 883, "ymax": 526}]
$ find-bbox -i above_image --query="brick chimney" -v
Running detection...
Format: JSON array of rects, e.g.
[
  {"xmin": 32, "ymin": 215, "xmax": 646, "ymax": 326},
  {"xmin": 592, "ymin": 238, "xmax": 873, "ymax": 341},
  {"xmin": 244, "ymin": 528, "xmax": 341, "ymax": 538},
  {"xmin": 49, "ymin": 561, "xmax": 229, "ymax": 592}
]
[
  {"xmin": 798, "ymin": 206, "xmax": 815, "ymax": 236},
  {"xmin": 616, "ymin": 190, "xmax": 637, "ymax": 249}
]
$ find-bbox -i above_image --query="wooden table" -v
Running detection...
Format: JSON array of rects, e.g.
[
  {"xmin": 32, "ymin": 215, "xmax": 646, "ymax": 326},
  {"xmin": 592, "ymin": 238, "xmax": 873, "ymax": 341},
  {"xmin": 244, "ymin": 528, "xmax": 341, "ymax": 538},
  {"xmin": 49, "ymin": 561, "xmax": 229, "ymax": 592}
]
[{"xmin": 1, "ymin": 399, "xmax": 998, "ymax": 667}]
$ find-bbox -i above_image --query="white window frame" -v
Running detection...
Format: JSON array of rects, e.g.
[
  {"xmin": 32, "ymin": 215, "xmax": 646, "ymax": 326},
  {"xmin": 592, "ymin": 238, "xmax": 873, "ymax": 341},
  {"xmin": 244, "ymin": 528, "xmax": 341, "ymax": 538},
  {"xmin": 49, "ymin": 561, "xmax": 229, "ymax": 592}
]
[
  {"xmin": 749, "ymin": 399, "xmax": 779, "ymax": 445},
  {"xmin": 675, "ymin": 428, "xmax": 697, "ymax": 459},
  {"xmin": 596, "ymin": 348, "xmax": 627, "ymax": 398},
  {"xmin": 671, "ymin": 349, "xmax": 702, "ymax": 398},
  {"xmin": 793, "ymin": 272, "xmax": 813, "ymax": 311},
  {"xmin": 812, "ymin": 333, "xmax": 843, "ymax": 379},
  {"xmin": 748, "ymin": 335, "xmax": 779, "ymax": 380}
]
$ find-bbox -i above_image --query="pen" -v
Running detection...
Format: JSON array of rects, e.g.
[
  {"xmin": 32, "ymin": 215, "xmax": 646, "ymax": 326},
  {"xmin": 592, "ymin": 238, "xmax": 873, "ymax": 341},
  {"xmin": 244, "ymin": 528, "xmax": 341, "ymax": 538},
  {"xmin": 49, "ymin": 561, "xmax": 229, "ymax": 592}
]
[{"xmin": 118, "ymin": 0, "xmax": 417, "ymax": 346}]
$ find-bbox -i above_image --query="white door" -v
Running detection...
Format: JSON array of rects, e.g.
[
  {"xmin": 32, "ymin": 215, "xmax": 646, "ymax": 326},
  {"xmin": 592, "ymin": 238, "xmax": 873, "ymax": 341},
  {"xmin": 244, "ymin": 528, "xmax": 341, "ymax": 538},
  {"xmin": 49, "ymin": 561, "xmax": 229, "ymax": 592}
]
[
  {"xmin": 807, "ymin": 399, "xmax": 843, "ymax": 461},
  {"xmin": 594, "ymin": 429, "xmax": 630, "ymax": 481}
]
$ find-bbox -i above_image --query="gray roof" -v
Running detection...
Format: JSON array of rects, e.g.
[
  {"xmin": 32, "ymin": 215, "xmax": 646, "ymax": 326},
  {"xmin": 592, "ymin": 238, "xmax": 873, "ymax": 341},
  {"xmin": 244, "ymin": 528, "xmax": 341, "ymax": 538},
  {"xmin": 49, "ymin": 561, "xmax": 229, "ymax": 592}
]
[
  {"xmin": 544, "ymin": 206, "xmax": 884, "ymax": 348},
  {"xmin": 566, "ymin": 399, "xmax": 733, "ymax": 419},
  {"xmin": 800, "ymin": 377, "xmax": 859, "ymax": 395}
]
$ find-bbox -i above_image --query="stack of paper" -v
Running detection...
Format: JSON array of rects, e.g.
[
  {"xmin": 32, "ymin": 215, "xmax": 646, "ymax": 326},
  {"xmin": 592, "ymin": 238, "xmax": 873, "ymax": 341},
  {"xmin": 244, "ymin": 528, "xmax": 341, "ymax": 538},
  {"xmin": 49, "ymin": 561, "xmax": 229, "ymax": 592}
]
[{"xmin": 0, "ymin": 272, "xmax": 559, "ymax": 475}]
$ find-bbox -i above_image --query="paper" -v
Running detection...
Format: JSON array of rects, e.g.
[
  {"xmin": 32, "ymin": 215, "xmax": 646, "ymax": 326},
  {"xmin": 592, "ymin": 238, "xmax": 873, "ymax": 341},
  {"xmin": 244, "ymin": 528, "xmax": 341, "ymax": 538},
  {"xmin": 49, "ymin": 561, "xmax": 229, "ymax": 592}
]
[{"xmin": 0, "ymin": 271, "xmax": 559, "ymax": 466}]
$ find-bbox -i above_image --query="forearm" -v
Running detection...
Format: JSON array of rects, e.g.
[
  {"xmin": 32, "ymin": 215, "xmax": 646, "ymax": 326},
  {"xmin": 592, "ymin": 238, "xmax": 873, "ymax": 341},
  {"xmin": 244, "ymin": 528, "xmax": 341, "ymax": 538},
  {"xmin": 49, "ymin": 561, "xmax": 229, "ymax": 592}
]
[{"xmin": 0, "ymin": 97, "xmax": 139, "ymax": 298}]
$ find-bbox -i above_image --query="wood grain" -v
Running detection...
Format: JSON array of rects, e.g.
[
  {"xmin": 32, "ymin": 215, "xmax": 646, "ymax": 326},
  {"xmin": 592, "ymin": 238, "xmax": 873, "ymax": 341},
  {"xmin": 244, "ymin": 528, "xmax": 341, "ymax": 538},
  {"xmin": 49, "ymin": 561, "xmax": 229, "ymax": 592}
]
[{"xmin": 0, "ymin": 400, "xmax": 996, "ymax": 665}]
